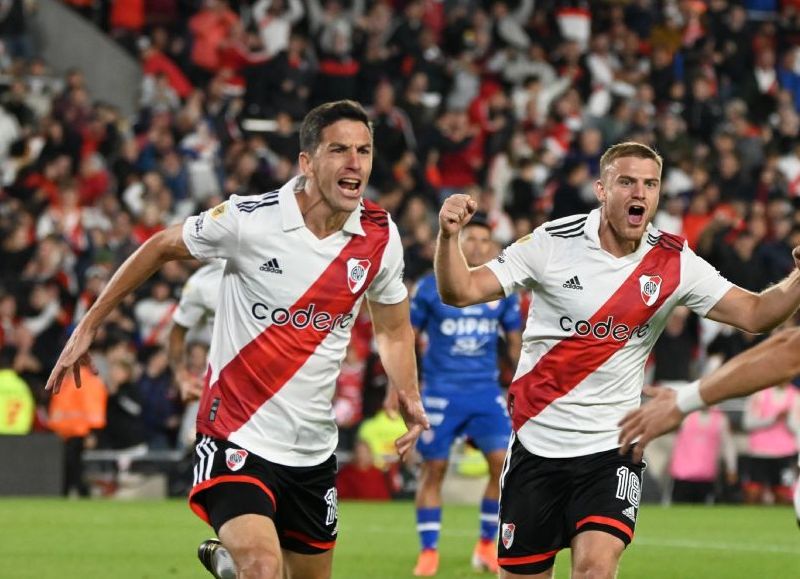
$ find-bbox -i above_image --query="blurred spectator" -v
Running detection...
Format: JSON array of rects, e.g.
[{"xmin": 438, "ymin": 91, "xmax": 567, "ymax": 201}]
[
  {"xmin": 336, "ymin": 439, "xmax": 392, "ymax": 501},
  {"xmin": 669, "ymin": 406, "xmax": 738, "ymax": 504},
  {"xmin": 742, "ymin": 383, "xmax": 798, "ymax": 504},
  {"xmin": 99, "ymin": 358, "xmax": 147, "ymax": 451},
  {"xmin": 252, "ymin": 0, "xmax": 304, "ymax": 60},
  {"xmin": 47, "ymin": 365, "xmax": 107, "ymax": 496},
  {"xmin": 137, "ymin": 346, "xmax": 181, "ymax": 449},
  {"xmin": 0, "ymin": 346, "xmax": 34, "ymax": 435}
]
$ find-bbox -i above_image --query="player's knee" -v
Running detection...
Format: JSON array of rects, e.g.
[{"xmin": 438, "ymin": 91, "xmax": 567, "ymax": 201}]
[
  {"xmin": 571, "ymin": 555, "xmax": 619, "ymax": 579},
  {"xmin": 235, "ymin": 549, "xmax": 281, "ymax": 579},
  {"xmin": 422, "ymin": 461, "xmax": 448, "ymax": 484}
]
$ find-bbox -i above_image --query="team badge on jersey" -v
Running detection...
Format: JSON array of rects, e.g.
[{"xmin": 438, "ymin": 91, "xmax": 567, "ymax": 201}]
[
  {"xmin": 346, "ymin": 258, "xmax": 371, "ymax": 294},
  {"xmin": 225, "ymin": 448, "xmax": 249, "ymax": 471},
  {"xmin": 639, "ymin": 275, "xmax": 662, "ymax": 306},
  {"xmin": 501, "ymin": 523, "xmax": 516, "ymax": 549}
]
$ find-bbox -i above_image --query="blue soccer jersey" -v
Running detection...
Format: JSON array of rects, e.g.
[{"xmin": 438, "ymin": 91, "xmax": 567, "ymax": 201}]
[
  {"xmin": 411, "ymin": 273, "xmax": 521, "ymax": 459},
  {"xmin": 410, "ymin": 273, "xmax": 522, "ymax": 390}
]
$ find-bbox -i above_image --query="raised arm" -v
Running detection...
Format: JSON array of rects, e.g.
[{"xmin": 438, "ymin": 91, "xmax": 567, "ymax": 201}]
[
  {"xmin": 705, "ymin": 247, "xmax": 800, "ymax": 333},
  {"xmin": 435, "ymin": 194, "xmax": 504, "ymax": 307},
  {"xmin": 369, "ymin": 298, "xmax": 429, "ymax": 459},
  {"xmin": 619, "ymin": 327, "xmax": 800, "ymax": 461},
  {"xmin": 46, "ymin": 224, "xmax": 192, "ymax": 393}
]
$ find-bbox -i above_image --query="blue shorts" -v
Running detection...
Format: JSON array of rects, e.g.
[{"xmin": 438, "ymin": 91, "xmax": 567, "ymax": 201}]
[{"xmin": 417, "ymin": 384, "xmax": 511, "ymax": 461}]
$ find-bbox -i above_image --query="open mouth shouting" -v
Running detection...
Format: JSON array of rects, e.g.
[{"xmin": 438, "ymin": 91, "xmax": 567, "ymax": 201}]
[
  {"xmin": 338, "ymin": 177, "xmax": 362, "ymax": 194},
  {"xmin": 627, "ymin": 204, "xmax": 646, "ymax": 226}
]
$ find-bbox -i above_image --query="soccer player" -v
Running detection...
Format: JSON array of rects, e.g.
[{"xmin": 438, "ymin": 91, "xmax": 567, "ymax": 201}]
[
  {"xmin": 410, "ymin": 212, "xmax": 521, "ymax": 576},
  {"xmin": 618, "ymin": 326, "xmax": 800, "ymax": 527},
  {"xmin": 168, "ymin": 258, "xmax": 224, "ymax": 403},
  {"xmin": 435, "ymin": 141, "xmax": 800, "ymax": 578},
  {"xmin": 46, "ymin": 100, "xmax": 429, "ymax": 579}
]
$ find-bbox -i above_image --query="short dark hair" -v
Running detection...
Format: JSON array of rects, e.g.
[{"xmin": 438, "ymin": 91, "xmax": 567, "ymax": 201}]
[
  {"xmin": 299, "ymin": 100, "xmax": 372, "ymax": 154},
  {"xmin": 463, "ymin": 211, "xmax": 491, "ymax": 232}
]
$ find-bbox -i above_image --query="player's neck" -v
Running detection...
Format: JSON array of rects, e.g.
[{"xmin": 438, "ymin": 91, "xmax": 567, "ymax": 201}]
[
  {"xmin": 598, "ymin": 219, "xmax": 640, "ymax": 258},
  {"xmin": 296, "ymin": 188, "xmax": 350, "ymax": 239}
]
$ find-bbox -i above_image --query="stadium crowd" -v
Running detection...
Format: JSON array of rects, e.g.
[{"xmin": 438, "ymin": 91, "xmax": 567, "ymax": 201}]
[{"xmin": 0, "ymin": 0, "xmax": 799, "ymax": 501}]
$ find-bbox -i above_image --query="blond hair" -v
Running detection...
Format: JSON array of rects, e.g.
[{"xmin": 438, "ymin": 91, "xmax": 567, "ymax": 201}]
[{"xmin": 599, "ymin": 142, "xmax": 663, "ymax": 178}]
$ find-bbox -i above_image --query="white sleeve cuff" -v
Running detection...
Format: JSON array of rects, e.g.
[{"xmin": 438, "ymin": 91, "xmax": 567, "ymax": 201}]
[{"xmin": 675, "ymin": 380, "xmax": 706, "ymax": 414}]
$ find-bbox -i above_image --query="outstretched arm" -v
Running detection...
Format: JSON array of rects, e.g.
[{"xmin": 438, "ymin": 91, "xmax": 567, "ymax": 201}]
[
  {"xmin": 619, "ymin": 327, "xmax": 800, "ymax": 462},
  {"xmin": 369, "ymin": 298, "xmax": 430, "ymax": 459},
  {"xmin": 435, "ymin": 194, "xmax": 504, "ymax": 307},
  {"xmin": 46, "ymin": 225, "xmax": 192, "ymax": 393},
  {"xmin": 706, "ymin": 247, "xmax": 800, "ymax": 333}
]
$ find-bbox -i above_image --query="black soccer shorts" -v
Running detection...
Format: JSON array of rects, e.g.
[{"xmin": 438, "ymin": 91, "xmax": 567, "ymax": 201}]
[
  {"xmin": 497, "ymin": 437, "xmax": 644, "ymax": 574},
  {"xmin": 189, "ymin": 435, "xmax": 339, "ymax": 554}
]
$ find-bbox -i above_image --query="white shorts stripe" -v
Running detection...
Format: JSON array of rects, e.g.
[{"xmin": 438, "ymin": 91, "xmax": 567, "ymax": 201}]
[{"xmin": 193, "ymin": 435, "xmax": 217, "ymax": 486}]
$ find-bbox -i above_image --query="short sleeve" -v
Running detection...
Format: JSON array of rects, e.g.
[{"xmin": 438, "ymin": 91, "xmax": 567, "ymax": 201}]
[
  {"xmin": 182, "ymin": 199, "xmax": 240, "ymax": 260},
  {"xmin": 678, "ymin": 246, "xmax": 734, "ymax": 316},
  {"xmin": 484, "ymin": 227, "xmax": 551, "ymax": 297},
  {"xmin": 172, "ymin": 279, "xmax": 206, "ymax": 329},
  {"xmin": 366, "ymin": 221, "xmax": 408, "ymax": 305},
  {"xmin": 409, "ymin": 276, "xmax": 434, "ymax": 331}
]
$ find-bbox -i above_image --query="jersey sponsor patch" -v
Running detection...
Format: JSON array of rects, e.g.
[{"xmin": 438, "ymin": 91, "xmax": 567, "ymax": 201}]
[
  {"xmin": 210, "ymin": 203, "xmax": 226, "ymax": 219},
  {"xmin": 346, "ymin": 258, "xmax": 371, "ymax": 293},
  {"xmin": 639, "ymin": 275, "xmax": 662, "ymax": 306},
  {"xmin": 501, "ymin": 522, "xmax": 516, "ymax": 549},
  {"xmin": 225, "ymin": 448, "xmax": 249, "ymax": 471}
]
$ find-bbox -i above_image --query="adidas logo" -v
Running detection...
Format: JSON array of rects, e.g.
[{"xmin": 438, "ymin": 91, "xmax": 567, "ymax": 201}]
[
  {"xmin": 622, "ymin": 506, "xmax": 636, "ymax": 522},
  {"xmin": 259, "ymin": 258, "xmax": 283, "ymax": 274},
  {"xmin": 562, "ymin": 275, "xmax": 583, "ymax": 290}
]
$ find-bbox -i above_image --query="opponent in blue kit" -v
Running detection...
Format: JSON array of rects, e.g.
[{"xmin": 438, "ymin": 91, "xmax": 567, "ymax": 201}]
[{"xmin": 410, "ymin": 213, "xmax": 522, "ymax": 576}]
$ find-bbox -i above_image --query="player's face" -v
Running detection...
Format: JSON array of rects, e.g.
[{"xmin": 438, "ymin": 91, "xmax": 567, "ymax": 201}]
[
  {"xmin": 460, "ymin": 224, "xmax": 493, "ymax": 267},
  {"xmin": 595, "ymin": 156, "xmax": 661, "ymax": 247},
  {"xmin": 300, "ymin": 119, "xmax": 373, "ymax": 214}
]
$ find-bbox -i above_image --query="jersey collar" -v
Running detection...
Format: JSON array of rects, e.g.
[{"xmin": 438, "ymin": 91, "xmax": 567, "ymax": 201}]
[{"xmin": 279, "ymin": 176, "xmax": 366, "ymax": 236}]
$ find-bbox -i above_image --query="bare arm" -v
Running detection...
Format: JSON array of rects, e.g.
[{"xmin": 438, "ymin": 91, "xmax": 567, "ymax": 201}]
[
  {"xmin": 619, "ymin": 327, "xmax": 800, "ymax": 461},
  {"xmin": 435, "ymin": 194, "xmax": 505, "ymax": 307},
  {"xmin": 706, "ymin": 248, "xmax": 800, "ymax": 333},
  {"xmin": 369, "ymin": 298, "xmax": 429, "ymax": 459},
  {"xmin": 506, "ymin": 330, "xmax": 522, "ymax": 370},
  {"xmin": 167, "ymin": 322, "xmax": 204, "ymax": 403},
  {"xmin": 46, "ymin": 224, "xmax": 192, "ymax": 393}
]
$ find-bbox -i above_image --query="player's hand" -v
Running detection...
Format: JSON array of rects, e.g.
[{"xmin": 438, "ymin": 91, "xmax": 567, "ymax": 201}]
[
  {"xmin": 792, "ymin": 246, "xmax": 800, "ymax": 270},
  {"xmin": 618, "ymin": 385, "xmax": 684, "ymax": 463},
  {"xmin": 383, "ymin": 387, "xmax": 399, "ymax": 419},
  {"xmin": 45, "ymin": 325, "xmax": 98, "ymax": 394},
  {"xmin": 439, "ymin": 194, "xmax": 477, "ymax": 238},
  {"xmin": 394, "ymin": 389, "xmax": 430, "ymax": 460}
]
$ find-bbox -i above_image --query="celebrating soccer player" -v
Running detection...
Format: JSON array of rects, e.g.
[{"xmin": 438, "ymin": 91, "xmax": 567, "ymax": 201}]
[
  {"xmin": 435, "ymin": 141, "xmax": 800, "ymax": 578},
  {"xmin": 46, "ymin": 100, "xmax": 429, "ymax": 579}
]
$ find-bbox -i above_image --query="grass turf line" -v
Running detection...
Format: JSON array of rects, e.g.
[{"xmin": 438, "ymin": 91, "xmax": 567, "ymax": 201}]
[{"xmin": 0, "ymin": 499, "xmax": 797, "ymax": 578}]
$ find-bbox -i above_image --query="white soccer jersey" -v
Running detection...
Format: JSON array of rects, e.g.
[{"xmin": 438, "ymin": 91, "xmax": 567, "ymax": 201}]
[
  {"xmin": 173, "ymin": 259, "xmax": 224, "ymax": 344},
  {"xmin": 182, "ymin": 177, "xmax": 407, "ymax": 466},
  {"xmin": 486, "ymin": 209, "xmax": 733, "ymax": 458}
]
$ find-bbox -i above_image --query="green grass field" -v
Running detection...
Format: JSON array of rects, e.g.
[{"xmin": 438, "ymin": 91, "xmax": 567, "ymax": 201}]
[{"xmin": 1, "ymin": 499, "xmax": 797, "ymax": 578}]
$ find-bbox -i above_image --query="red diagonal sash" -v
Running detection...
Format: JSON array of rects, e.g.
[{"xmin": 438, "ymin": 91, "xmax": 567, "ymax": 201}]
[
  {"xmin": 197, "ymin": 216, "xmax": 389, "ymax": 439},
  {"xmin": 509, "ymin": 244, "xmax": 681, "ymax": 431}
]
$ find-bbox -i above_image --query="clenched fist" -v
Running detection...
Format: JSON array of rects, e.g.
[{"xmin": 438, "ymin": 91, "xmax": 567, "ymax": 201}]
[{"xmin": 439, "ymin": 194, "xmax": 478, "ymax": 238}]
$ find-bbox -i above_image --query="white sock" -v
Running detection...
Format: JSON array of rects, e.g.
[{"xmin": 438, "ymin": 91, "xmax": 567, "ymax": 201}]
[{"xmin": 214, "ymin": 546, "xmax": 237, "ymax": 579}]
